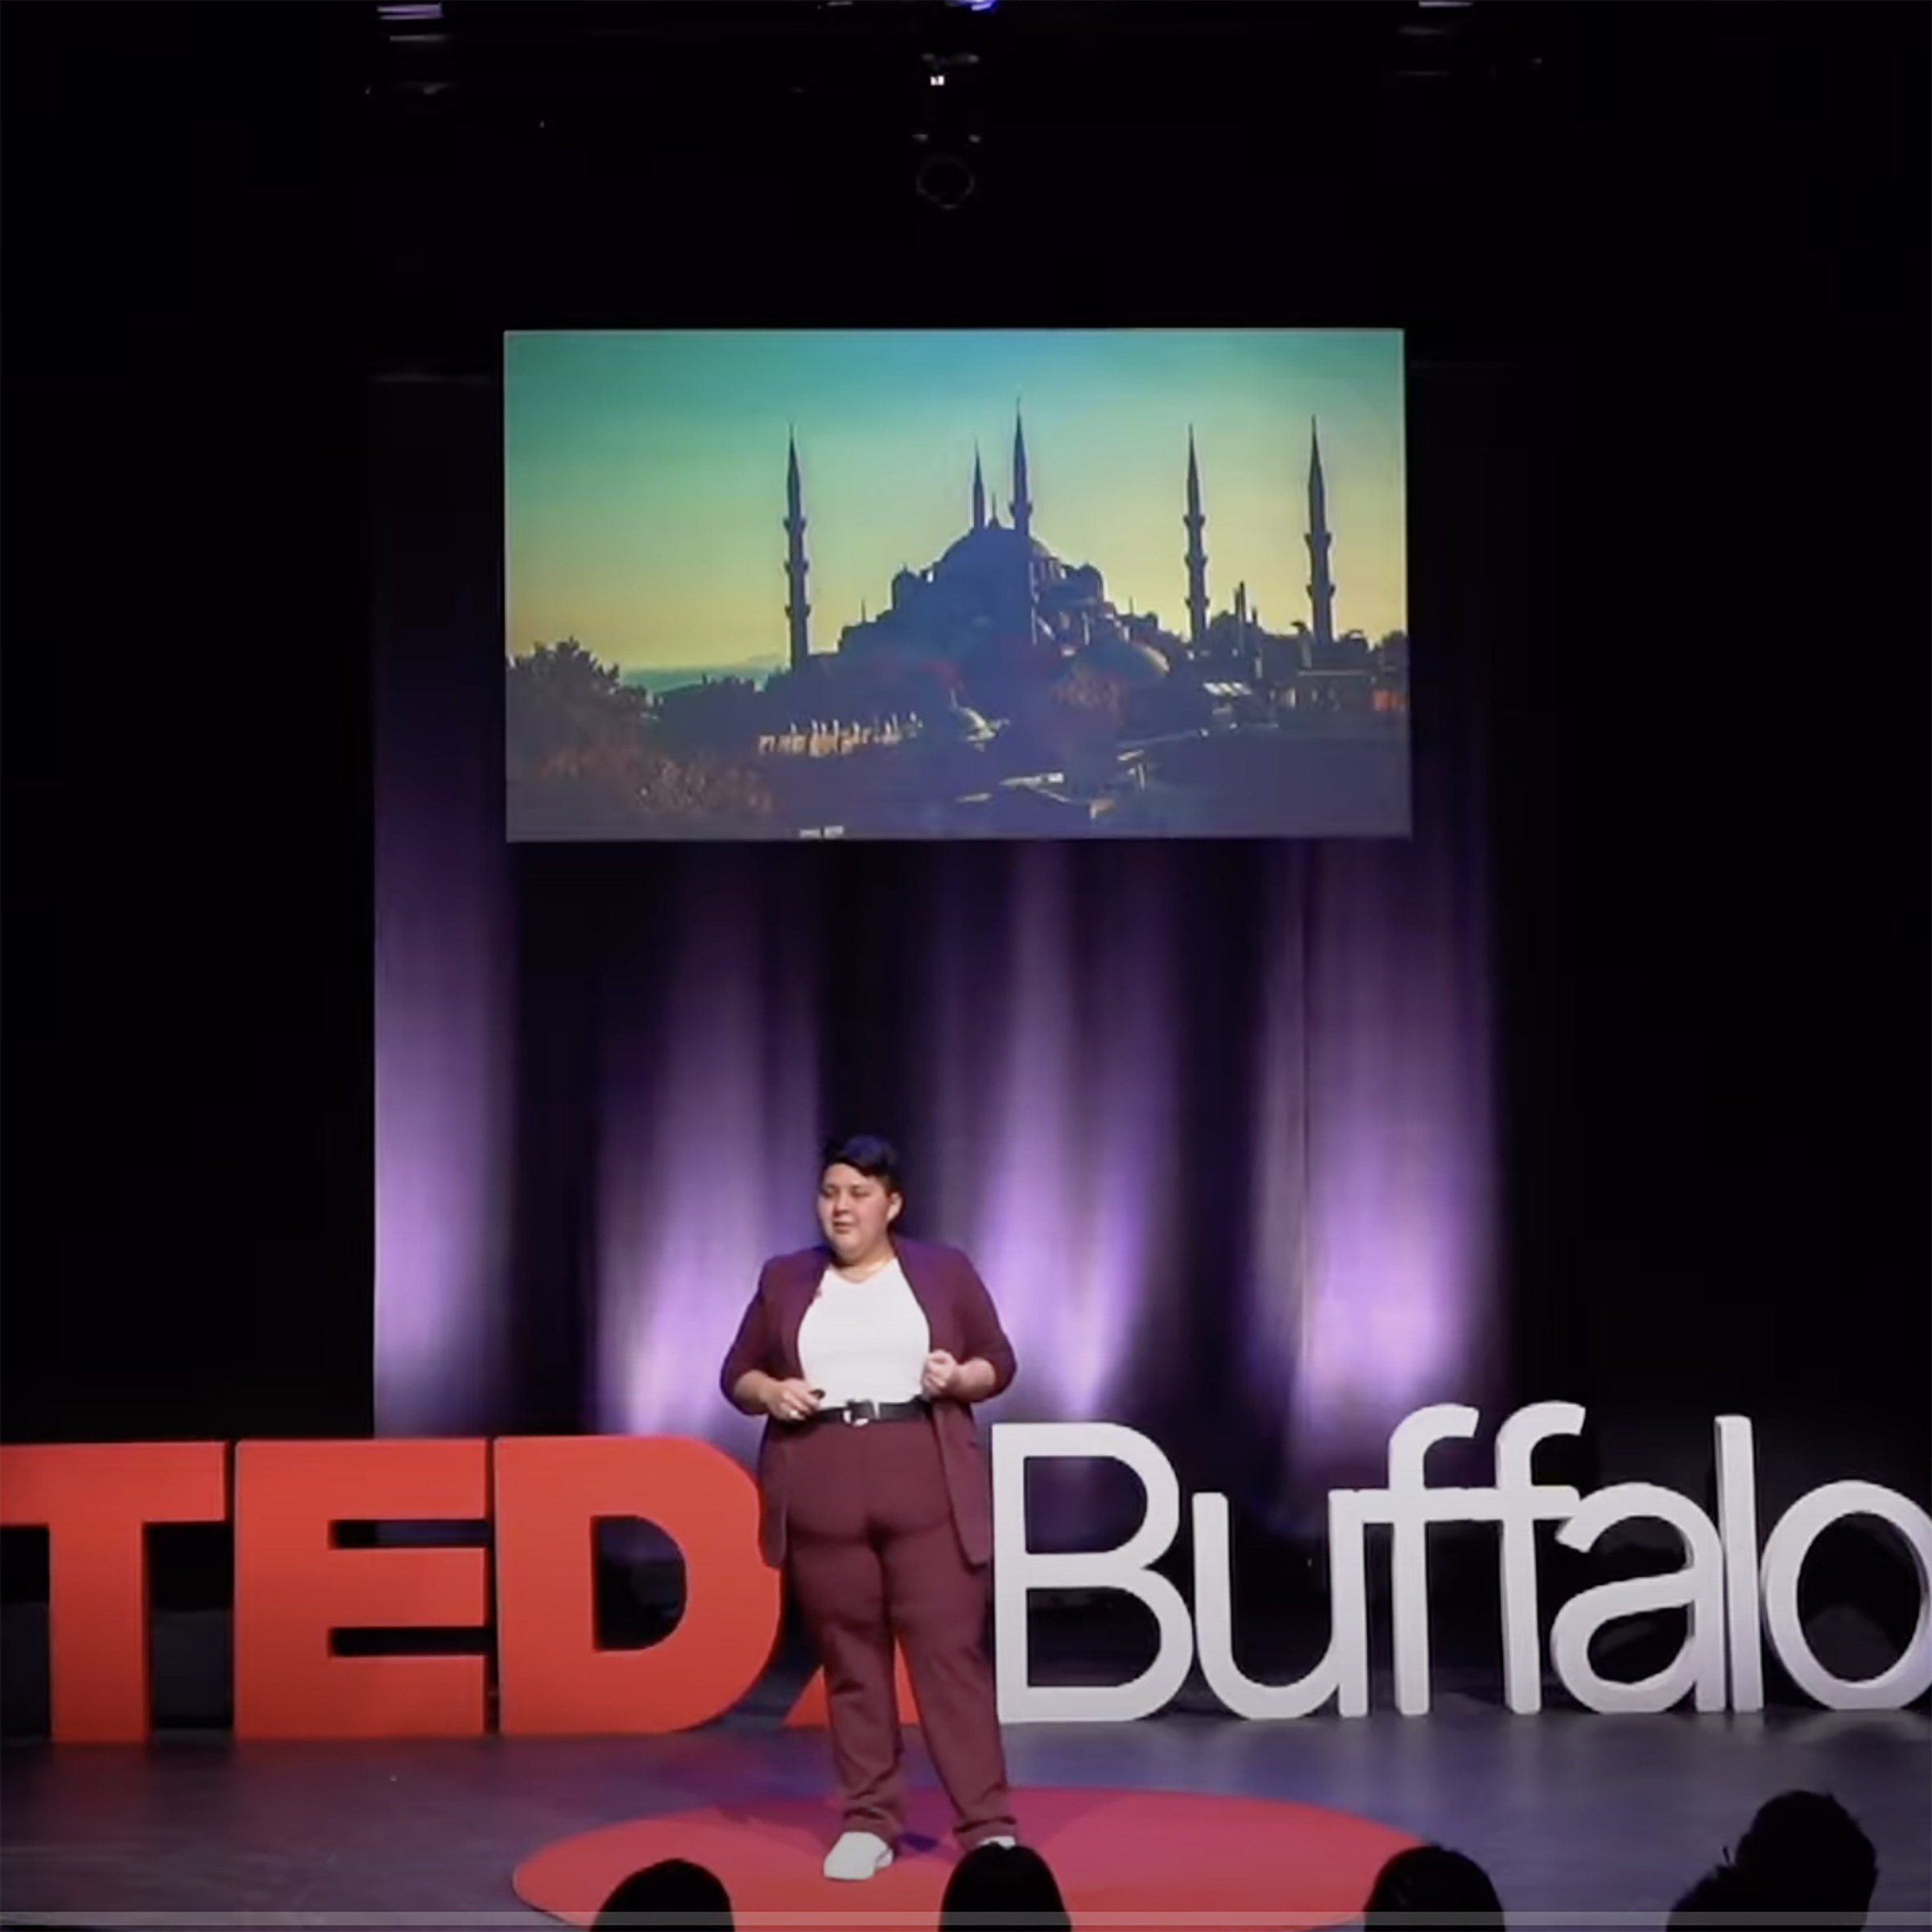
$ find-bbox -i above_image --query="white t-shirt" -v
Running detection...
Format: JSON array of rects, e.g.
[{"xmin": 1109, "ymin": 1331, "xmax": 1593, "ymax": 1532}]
[{"xmin": 796, "ymin": 1256, "xmax": 930, "ymax": 1406}]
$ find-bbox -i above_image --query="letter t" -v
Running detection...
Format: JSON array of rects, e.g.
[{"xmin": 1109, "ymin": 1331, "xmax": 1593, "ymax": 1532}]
[{"xmin": 0, "ymin": 1443, "xmax": 227, "ymax": 1740}]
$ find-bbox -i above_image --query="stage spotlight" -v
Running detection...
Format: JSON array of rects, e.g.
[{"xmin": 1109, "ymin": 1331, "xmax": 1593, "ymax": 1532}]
[{"xmin": 914, "ymin": 151, "xmax": 976, "ymax": 209}]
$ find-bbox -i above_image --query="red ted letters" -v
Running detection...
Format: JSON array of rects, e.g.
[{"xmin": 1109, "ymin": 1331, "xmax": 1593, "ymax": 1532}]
[{"xmin": 0, "ymin": 1437, "xmax": 911, "ymax": 1741}]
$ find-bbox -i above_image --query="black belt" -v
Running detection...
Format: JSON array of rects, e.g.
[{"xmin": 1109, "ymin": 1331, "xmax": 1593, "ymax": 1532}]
[{"xmin": 806, "ymin": 1397, "xmax": 931, "ymax": 1429}]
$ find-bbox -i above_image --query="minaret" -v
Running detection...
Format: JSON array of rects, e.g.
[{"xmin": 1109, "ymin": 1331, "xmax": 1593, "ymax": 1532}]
[
  {"xmin": 783, "ymin": 431, "xmax": 811, "ymax": 672},
  {"xmin": 1009, "ymin": 406, "xmax": 1034, "ymax": 544},
  {"xmin": 1306, "ymin": 417, "xmax": 1336, "ymax": 652},
  {"xmin": 972, "ymin": 445, "xmax": 987, "ymax": 532},
  {"xmin": 1009, "ymin": 405, "xmax": 1037, "ymax": 640},
  {"xmin": 1183, "ymin": 427, "xmax": 1209, "ymax": 650}
]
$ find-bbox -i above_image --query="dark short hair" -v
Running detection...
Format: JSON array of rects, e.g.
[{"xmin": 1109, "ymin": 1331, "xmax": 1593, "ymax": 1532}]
[
  {"xmin": 594, "ymin": 1858, "xmax": 733, "ymax": 1931},
  {"xmin": 1736, "ymin": 1791, "xmax": 1879, "ymax": 1916},
  {"xmin": 822, "ymin": 1133, "xmax": 903, "ymax": 1196},
  {"xmin": 939, "ymin": 1843, "xmax": 1070, "ymax": 1931},
  {"xmin": 1669, "ymin": 1861, "xmax": 1771, "ymax": 1932},
  {"xmin": 1364, "ymin": 1847, "xmax": 1505, "ymax": 1930}
]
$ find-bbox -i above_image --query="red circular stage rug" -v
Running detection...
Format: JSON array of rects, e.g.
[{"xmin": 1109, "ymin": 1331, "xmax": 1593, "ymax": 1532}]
[{"xmin": 514, "ymin": 1785, "xmax": 1420, "ymax": 1929}]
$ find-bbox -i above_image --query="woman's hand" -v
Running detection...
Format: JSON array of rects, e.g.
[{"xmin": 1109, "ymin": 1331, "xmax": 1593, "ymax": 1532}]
[
  {"xmin": 923, "ymin": 1352, "xmax": 998, "ymax": 1402},
  {"xmin": 762, "ymin": 1377, "xmax": 823, "ymax": 1425},
  {"xmin": 921, "ymin": 1351, "xmax": 964, "ymax": 1401}
]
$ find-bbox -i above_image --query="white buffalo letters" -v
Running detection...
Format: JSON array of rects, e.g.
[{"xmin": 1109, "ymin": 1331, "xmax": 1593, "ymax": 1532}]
[{"xmin": 989, "ymin": 1404, "xmax": 1932, "ymax": 1721}]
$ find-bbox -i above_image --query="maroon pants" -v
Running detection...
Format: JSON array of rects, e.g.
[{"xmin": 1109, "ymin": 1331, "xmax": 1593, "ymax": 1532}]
[{"xmin": 784, "ymin": 1412, "xmax": 1015, "ymax": 1848}]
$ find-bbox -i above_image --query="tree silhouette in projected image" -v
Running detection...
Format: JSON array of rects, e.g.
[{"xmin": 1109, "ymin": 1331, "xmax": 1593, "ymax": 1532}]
[
  {"xmin": 506, "ymin": 639, "xmax": 774, "ymax": 838},
  {"xmin": 507, "ymin": 638, "xmax": 646, "ymax": 762}
]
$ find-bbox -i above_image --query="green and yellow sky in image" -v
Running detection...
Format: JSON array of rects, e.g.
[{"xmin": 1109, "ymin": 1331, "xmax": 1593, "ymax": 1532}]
[{"xmin": 505, "ymin": 329, "xmax": 1407, "ymax": 675}]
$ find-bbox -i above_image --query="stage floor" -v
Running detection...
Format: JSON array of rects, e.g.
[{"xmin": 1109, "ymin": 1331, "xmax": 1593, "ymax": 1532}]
[{"xmin": 3, "ymin": 1702, "xmax": 1927, "ymax": 1927}]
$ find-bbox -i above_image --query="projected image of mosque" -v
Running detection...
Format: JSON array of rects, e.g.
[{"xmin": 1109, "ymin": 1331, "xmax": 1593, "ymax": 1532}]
[
  {"xmin": 808, "ymin": 413, "xmax": 1381, "ymax": 700},
  {"xmin": 508, "ymin": 409, "xmax": 1409, "ymax": 839}
]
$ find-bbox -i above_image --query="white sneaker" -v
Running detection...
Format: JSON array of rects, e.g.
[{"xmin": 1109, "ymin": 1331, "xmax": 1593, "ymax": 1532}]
[{"xmin": 824, "ymin": 1830, "xmax": 895, "ymax": 1881}]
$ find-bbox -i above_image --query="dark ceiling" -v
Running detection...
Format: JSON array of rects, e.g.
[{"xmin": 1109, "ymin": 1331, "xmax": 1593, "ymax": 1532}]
[
  {"xmin": 4, "ymin": 2, "xmax": 1916, "ymax": 365},
  {"xmin": 334, "ymin": 2, "xmax": 1900, "ymax": 367}
]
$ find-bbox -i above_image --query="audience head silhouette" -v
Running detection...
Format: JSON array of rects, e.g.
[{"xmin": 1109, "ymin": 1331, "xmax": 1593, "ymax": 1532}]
[
  {"xmin": 1669, "ymin": 1861, "xmax": 1773, "ymax": 1932},
  {"xmin": 594, "ymin": 1858, "xmax": 733, "ymax": 1931},
  {"xmin": 1364, "ymin": 1846, "xmax": 1505, "ymax": 1931},
  {"xmin": 939, "ymin": 1842, "xmax": 1072, "ymax": 1931},
  {"xmin": 1735, "ymin": 1791, "xmax": 1879, "ymax": 1921}
]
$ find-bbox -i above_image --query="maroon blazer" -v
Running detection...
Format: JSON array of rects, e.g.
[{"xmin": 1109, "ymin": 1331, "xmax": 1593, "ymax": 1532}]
[{"xmin": 719, "ymin": 1236, "xmax": 1018, "ymax": 1571}]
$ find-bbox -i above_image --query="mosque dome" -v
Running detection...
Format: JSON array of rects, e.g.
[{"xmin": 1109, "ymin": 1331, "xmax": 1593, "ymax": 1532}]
[
  {"xmin": 935, "ymin": 522, "xmax": 1049, "ymax": 578},
  {"xmin": 1083, "ymin": 635, "xmax": 1170, "ymax": 688}
]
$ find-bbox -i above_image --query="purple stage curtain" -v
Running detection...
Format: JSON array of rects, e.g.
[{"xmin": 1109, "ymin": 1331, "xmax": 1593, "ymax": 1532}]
[{"xmin": 371, "ymin": 370, "xmax": 1497, "ymax": 1534}]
